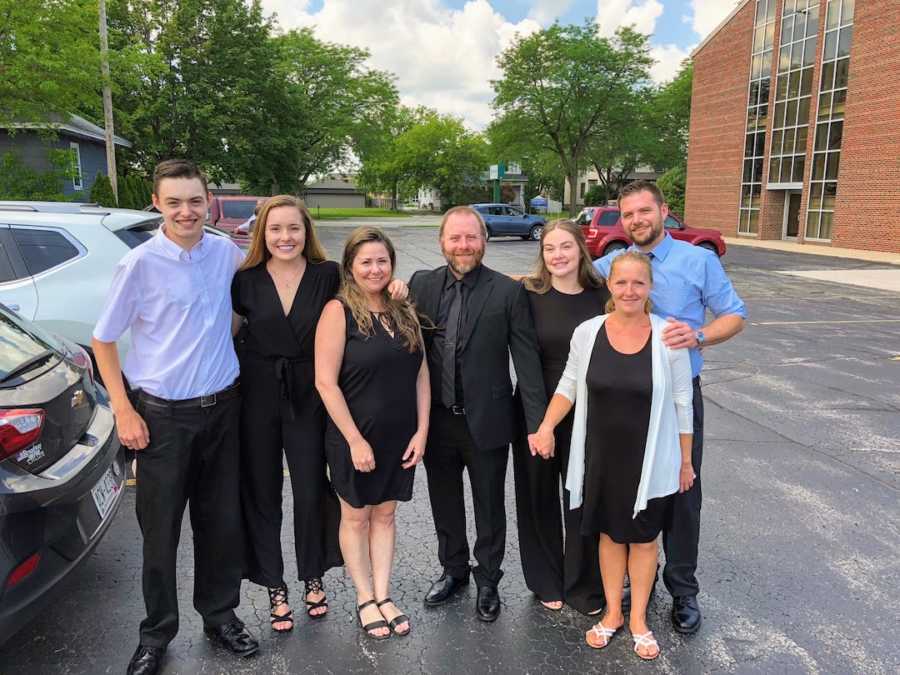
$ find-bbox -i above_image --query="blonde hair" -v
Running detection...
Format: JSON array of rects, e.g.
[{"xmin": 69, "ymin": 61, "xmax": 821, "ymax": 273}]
[
  {"xmin": 338, "ymin": 227, "xmax": 421, "ymax": 353},
  {"xmin": 605, "ymin": 250, "xmax": 653, "ymax": 314},
  {"xmin": 240, "ymin": 195, "xmax": 327, "ymax": 271},
  {"xmin": 523, "ymin": 219, "xmax": 604, "ymax": 294}
]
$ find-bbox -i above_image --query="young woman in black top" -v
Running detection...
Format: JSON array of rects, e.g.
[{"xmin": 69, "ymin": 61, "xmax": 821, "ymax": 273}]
[
  {"xmin": 513, "ymin": 219, "xmax": 609, "ymax": 614},
  {"xmin": 231, "ymin": 197, "xmax": 407, "ymax": 632}
]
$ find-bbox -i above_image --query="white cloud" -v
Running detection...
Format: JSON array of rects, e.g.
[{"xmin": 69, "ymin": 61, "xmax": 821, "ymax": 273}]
[
  {"xmin": 595, "ymin": 0, "xmax": 664, "ymax": 38},
  {"xmin": 260, "ymin": 0, "xmax": 541, "ymax": 130},
  {"xmin": 649, "ymin": 43, "xmax": 692, "ymax": 83},
  {"xmin": 528, "ymin": 0, "xmax": 576, "ymax": 26},
  {"xmin": 690, "ymin": 0, "xmax": 743, "ymax": 39}
]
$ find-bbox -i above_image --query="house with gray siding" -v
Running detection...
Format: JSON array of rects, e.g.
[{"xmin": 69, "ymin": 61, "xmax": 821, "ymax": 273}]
[{"xmin": 0, "ymin": 114, "xmax": 131, "ymax": 197}]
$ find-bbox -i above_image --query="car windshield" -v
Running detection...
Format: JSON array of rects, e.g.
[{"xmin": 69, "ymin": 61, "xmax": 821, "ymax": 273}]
[
  {"xmin": 222, "ymin": 201, "xmax": 258, "ymax": 219},
  {"xmin": 0, "ymin": 307, "xmax": 62, "ymax": 379}
]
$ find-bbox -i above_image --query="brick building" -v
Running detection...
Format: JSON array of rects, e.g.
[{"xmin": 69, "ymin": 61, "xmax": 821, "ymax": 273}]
[{"xmin": 685, "ymin": 0, "xmax": 900, "ymax": 254}]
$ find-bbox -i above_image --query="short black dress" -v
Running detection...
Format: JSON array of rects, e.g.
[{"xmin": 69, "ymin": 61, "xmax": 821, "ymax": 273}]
[
  {"xmin": 325, "ymin": 306, "xmax": 423, "ymax": 508},
  {"xmin": 581, "ymin": 324, "xmax": 672, "ymax": 543}
]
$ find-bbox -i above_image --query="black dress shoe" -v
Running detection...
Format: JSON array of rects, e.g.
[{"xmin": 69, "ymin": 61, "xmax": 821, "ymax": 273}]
[
  {"xmin": 424, "ymin": 573, "xmax": 469, "ymax": 606},
  {"xmin": 476, "ymin": 585, "xmax": 500, "ymax": 622},
  {"xmin": 204, "ymin": 618, "xmax": 260, "ymax": 657},
  {"xmin": 126, "ymin": 645, "xmax": 165, "ymax": 675},
  {"xmin": 672, "ymin": 595, "xmax": 702, "ymax": 634}
]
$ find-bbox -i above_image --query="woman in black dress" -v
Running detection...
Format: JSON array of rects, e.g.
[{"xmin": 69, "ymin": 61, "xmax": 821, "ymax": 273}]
[
  {"xmin": 315, "ymin": 227, "xmax": 429, "ymax": 640},
  {"xmin": 513, "ymin": 220, "xmax": 608, "ymax": 614},
  {"xmin": 533, "ymin": 252, "xmax": 695, "ymax": 661},
  {"xmin": 232, "ymin": 196, "xmax": 406, "ymax": 632}
]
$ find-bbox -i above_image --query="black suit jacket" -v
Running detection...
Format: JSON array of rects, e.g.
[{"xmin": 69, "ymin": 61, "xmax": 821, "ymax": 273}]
[{"xmin": 409, "ymin": 265, "xmax": 547, "ymax": 451}]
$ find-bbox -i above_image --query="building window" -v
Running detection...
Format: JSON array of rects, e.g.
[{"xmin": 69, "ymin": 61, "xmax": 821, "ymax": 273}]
[
  {"xmin": 806, "ymin": 0, "xmax": 854, "ymax": 241},
  {"xmin": 579, "ymin": 182, "xmax": 586, "ymax": 198},
  {"xmin": 69, "ymin": 142, "xmax": 83, "ymax": 191},
  {"xmin": 769, "ymin": 1, "xmax": 819, "ymax": 186},
  {"xmin": 738, "ymin": 0, "xmax": 777, "ymax": 235}
]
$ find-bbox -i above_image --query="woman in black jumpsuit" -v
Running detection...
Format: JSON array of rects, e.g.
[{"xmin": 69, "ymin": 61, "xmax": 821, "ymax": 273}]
[{"xmin": 231, "ymin": 196, "xmax": 344, "ymax": 631}]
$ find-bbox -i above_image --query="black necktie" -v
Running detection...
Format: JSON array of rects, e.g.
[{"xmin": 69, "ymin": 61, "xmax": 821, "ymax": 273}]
[{"xmin": 441, "ymin": 280, "xmax": 462, "ymax": 409}]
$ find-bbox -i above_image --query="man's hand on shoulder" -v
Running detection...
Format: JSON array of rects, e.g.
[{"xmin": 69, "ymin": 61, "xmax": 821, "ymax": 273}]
[{"xmin": 662, "ymin": 318, "xmax": 698, "ymax": 350}]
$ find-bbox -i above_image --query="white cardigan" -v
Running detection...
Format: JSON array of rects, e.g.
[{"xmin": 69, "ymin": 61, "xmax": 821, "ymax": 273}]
[{"xmin": 557, "ymin": 313, "xmax": 694, "ymax": 517}]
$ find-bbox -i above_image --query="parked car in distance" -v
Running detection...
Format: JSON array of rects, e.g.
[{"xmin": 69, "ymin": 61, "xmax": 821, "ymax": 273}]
[
  {"xmin": 471, "ymin": 203, "xmax": 546, "ymax": 241},
  {"xmin": 208, "ymin": 195, "xmax": 264, "ymax": 234},
  {"xmin": 0, "ymin": 201, "xmax": 233, "ymax": 362},
  {"xmin": 582, "ymin": 206, "xmax": 727, "ymax": 258},
  {"xmin": 0, "ymin": 304, "xmax": 124, "ymax": 646}
]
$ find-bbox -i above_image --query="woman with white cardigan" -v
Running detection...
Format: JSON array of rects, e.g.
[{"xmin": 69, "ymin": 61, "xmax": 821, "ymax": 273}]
[{"xmin": 530, "ymin": 251, "xmax": 695, "ymax": 661}]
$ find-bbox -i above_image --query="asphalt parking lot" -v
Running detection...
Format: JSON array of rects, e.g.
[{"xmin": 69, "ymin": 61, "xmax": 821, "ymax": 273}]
[{"xmin": 1, "ymin": 226, "xmax": 897, "ymax": 674}]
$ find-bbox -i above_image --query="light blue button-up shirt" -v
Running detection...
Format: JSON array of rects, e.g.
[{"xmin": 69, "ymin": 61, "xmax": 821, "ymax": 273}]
[
  {"xmin": 94, "ymin": 228, "xmax": 244, "ymax": 399},
  {"xmin": 593, "ymin": 233, "xmax": 747, "ymax": 377}
]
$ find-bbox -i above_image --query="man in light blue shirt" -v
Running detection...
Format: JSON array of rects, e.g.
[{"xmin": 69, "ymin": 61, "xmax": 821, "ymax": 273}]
[
  {"xmin": 92, "ymin": 160, "xmax": 258, "ymax": 675},
  {"xmin": 594, "ymin": 181, "xmax": 746, "ymax": 634}
]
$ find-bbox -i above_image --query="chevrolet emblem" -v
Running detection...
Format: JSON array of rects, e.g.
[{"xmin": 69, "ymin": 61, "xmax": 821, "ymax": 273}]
[{"xmin": 71, "ymin": 389, "xmax": 86, "ymax": 408}]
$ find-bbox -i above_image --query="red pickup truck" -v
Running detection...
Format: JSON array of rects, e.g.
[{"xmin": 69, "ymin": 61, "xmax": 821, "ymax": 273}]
[
  {"xmin": 582, "ymin": 206, "xmax": 727, "ymax": 259},
  {"xmin": 208, "ymin": 195, "xmax": 264, "ymax": 234}
]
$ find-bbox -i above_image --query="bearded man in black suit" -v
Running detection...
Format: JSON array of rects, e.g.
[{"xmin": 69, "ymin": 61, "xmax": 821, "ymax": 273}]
[{"xmin": 409, "ymin": 206, "xmax": 550, "ymax": 622}]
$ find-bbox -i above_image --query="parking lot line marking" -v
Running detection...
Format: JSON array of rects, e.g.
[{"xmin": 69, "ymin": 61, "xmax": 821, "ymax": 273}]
[{"xmin": 751, "ymin": 319, "xmax": 900, "ymax": 326}]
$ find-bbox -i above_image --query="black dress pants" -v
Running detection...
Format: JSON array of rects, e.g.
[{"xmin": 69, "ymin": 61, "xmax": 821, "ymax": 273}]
[
  {"xmin": 663, "ymin": 376, "xmax": 704, "ymax": 598},
  {"xmin": 239, "ymin": 361, "xmax": 342, "ymax": 588},
  {"xmin": 424, "ymin": 406, "xmax": 509, "ymax": 588},
  {"xmin": 133, "ymin": 391, "xmax": 243, "ymax": 648},
  {"xmin": 512, "ymin": 413, "xmax": 604, "ymax": 614}
]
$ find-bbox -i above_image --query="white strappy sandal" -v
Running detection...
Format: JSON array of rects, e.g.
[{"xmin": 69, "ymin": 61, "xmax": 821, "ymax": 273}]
[
  {"xmin": 632, "ymin": 631, "xmax": 660, "ymax": 661},
  {"xmin": 586, "ymin": 621, "xmax": 620, "ymax": 649}
]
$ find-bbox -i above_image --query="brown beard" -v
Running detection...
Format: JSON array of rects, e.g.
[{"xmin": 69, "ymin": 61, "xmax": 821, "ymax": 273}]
[{"xmin": 443, "ymin": 246, "xmax": 484, "ymax": 275}]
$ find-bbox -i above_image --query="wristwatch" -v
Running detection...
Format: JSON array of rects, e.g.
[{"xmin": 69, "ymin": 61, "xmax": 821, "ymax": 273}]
[{"xmin": 695, "ymin": 330, "xmax": 706, "ymax": 347}]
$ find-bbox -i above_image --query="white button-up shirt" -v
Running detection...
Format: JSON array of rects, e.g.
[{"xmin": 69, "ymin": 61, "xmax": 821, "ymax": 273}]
[{"xmin": 94, "ymin": 228, "xmax": 244, "ymax": 400}]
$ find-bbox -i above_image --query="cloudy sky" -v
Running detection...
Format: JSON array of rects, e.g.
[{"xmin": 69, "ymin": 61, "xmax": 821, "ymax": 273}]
[{"xmin": 259, "ymin": 0, "xmax": 742, "ymax": 129}]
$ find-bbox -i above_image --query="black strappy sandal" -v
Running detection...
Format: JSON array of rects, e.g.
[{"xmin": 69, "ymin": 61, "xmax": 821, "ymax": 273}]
[
  {"xmin": 268, "ymin": 585, "xmax": 294, "ymax": 633},
  {"xmin": 304, "ymin": 578, "xmax": 328, "ymax": 619},
  {"xmin": 376, "ymin": 597, "xmax": 410, "ymax": 636},
  {"xmin": 357, "ymin": 599, "xmax": 390, "ymax": 640}
]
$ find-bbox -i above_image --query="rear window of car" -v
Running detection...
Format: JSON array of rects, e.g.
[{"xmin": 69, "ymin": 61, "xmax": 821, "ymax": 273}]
[
  {"xmin": 115, "ymin": 219, "xmax": 162, "ymax": 249},
  {"xmin": 222, "ymin": 201, "xmax": 258, "ymax": 219},
  {"xmin": 664, "ymin": 216, "xmax": 682, "ymax": 229},
  {"xmin": 0, "ymin": 308, "xmax": 61, "ymax": 378},
  {"xmin": 598, "ymin": 211, "xmax": 620, "ymax": 225},
  {"xmin": 10, "ymin": 228, "xmax": 80, "ymax": 276}
]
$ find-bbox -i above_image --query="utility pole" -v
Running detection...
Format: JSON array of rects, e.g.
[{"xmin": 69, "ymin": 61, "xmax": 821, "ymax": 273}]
[{"xmin": 99, "ymin": 0, "xmax": 118, "ymax": 203}]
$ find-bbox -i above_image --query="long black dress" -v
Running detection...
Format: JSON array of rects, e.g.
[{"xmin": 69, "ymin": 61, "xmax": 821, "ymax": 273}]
[
  {"xmin": 231, "ymin": 260, "xmax": 343, "ymax": 587},
  {"xmin": 512, "ymin": 285, "xmax": 608, "ymax": 614},
  {"xmin": 582, "ymin": 324, "xmax": 672, "ymax": 543},
  {"xmin": 325, "ymin": 306, "xmax": 422, "ymax": 508}
]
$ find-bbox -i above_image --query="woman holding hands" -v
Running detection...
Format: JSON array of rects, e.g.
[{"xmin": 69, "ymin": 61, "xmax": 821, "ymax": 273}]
[
  {"xmin": 532, "ymin": 251, "xmax": 694, "ymax": 661},
  {"xmin": 315, "ymin": 227, "xmax": 429, "ymax": 640}
]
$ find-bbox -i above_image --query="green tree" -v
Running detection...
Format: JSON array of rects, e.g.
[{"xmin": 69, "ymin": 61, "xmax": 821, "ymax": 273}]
[
  {"xmin": 357, "ymin": 105, "xmax": 422, "ymax": 210},
  {"xmin": 492, "ymin": 23, "xmax": 653, "ymax": 215},
  {"xmin": 390, "ymin": 110, "xmax": 490, "ymax": 210},
  {"xmin": 583, "ymin": 183, "xmax": 609, "ymax": 206},
  {"xmin": 657, "ymin": 164, "xmax": 687, "ymax": 216},
  {"xmin": 0, "ymin": 0, "xmax": 100, "ymax": 126},
  {"xmin": 644, "ymin": 61, "xmax": 693, "ymax": 170},
  {"xmin": 235, "ymin": 28, "xmax": 398, "ymax": 194},
  {"xmin": 90, "ymin": 172, "xmax": 117, "ymax": 205},
  {"xmin": 0, "ymin": 150, "xmax": 76, "ymax": 200},
  {"xmin": 486, "ymin": 117, "xmax": 566, "ymax": 203}
]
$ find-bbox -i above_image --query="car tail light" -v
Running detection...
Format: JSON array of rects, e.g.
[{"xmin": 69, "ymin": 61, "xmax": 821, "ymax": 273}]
[
  {"xmin": 70, "ymin": 345, "xmax": 95, "ymax": 384},
  {"xmin": 5, "ymin": 552, "xmax": 40, "ymax": 589},
  {"xmin": 0, "ymin": 409, "xmax": 45, "ymax": 461},
  {"xmin": 585, "ymin": 227, "xmax": 599, "ymax": 241}
]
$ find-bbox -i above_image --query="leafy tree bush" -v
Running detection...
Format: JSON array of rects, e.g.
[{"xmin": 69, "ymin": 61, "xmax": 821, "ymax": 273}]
[
  {"xmin": 0, "ymin": 150, "xmax": 73, "ymax": 200},
  {"xmin": 90, "ymin": 172, "xmax": 117, "ymax": 206},
  {"xmin": 657, "ymin": 165, "xmax": 687, "ymax": 216},
  {"xmin": 584, "ymin": 184, "xmax": 610, "ymax": 206}
]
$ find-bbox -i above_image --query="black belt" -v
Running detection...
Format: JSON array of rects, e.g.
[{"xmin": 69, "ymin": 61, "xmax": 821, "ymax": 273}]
[{"xmin": 136, "ymin": 381, "xmax": 240, "ymax": 410}]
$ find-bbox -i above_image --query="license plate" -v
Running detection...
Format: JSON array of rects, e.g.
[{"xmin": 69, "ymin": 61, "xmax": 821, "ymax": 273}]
[{"xmin": 91, "ymin": 465, "xmax": 120, "ymax": 519}]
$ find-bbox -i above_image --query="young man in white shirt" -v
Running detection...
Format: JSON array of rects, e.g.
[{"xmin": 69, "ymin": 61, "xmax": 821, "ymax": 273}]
[{"xmin": 92, "ymin": 160, "xmax": 257, "ymax": 675}]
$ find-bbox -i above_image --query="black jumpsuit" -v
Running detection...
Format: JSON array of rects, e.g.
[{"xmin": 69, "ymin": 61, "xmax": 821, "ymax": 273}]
[
  {"xmin": 512, "ymin": 285, "xmax": 608, "ymax": 614},
  {"xmin": 231, "ymin": 260, "xmax": 343, "ymax": 587}
]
